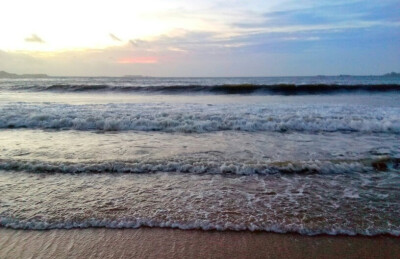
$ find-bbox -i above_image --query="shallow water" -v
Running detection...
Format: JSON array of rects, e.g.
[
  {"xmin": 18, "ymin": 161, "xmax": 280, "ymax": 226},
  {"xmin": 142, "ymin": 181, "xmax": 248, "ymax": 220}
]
[
  {"xmin": 0, "ymin": 77, "xmax": 399, "ymax": 235},
  {"xmin": 1, "ymin": 170, "xmax": 400, "ymax": 235}
]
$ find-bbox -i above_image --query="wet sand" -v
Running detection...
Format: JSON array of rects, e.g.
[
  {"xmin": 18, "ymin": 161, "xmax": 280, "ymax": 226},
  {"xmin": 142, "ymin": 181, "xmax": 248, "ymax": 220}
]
[{"xmin": 0, "ymin": 228, "xmax": 399, "ymax": 259}]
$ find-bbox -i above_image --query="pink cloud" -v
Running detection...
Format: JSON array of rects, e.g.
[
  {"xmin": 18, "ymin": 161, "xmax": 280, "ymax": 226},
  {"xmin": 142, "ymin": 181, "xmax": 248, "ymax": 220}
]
[{"xmin": 117, "ymin": 57, "xmax": 158, "ymax": 64}]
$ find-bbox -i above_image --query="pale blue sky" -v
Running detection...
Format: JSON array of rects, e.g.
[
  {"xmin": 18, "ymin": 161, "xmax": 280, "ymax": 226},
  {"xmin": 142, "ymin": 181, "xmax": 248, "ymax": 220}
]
[{"xmin": 0, "ymin": 0, "xmax": 399, "ymax": 76}]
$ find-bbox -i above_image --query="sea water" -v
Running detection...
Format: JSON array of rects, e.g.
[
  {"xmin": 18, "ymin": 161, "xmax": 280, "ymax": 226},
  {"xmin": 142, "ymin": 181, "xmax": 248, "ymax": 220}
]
[{"xmin": 0, "ymin": 76, "xmax": 399, "ymax": 235}]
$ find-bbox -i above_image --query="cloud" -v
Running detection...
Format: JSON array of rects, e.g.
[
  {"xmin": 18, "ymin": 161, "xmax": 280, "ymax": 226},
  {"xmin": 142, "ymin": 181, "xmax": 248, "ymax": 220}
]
[
  {"xmin": 109, "ymin": 33, "xmax": 122, "ymax": 42},
  {"xmin": 129, "ymin": 39, "xmax": 147, "ymax": 47},
  {"xmin": 117, "ymin": 57, "xmax": 158, "ymax": 64},
  {"xmin": 1, "ymin": 0, "xmax": 399, "ymax": 76},
  {"xmin": 25, "ymin": 34, "xmax": 45, "ymax": 43},
  {"xmin": 229, "ymin": 0, "xmax": 400, "ymax": 40},
  {"xmin": 135, "ymin": 30, "xmax": 221, "ymax": 52},
  {"xmin": 282, "ymin": 36, "xmax": 321, "ymax": 41},
  {"xmin": 168, "ymin": 47, "xmax": 187, "ymax": 52}
]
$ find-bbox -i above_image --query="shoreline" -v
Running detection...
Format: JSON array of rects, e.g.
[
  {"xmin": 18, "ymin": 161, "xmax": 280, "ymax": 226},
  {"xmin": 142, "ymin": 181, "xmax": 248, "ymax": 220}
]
[{"xmin": 1, "ymin": 228, "xmax": 399, "ymax": 259}]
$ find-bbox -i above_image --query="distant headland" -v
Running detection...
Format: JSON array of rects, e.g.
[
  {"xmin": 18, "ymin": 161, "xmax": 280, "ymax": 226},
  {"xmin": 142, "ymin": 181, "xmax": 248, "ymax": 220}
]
[
  {"xmin": 0, "ymin": 71, "xmax": 49, "ymax": 79},
  {"xmin": 382, "ymin": 72, "xmax": 400, "ymax": 77},
  {"xmin": 0, "ymin": 70, "xmax": 399, "ymax": 78}
]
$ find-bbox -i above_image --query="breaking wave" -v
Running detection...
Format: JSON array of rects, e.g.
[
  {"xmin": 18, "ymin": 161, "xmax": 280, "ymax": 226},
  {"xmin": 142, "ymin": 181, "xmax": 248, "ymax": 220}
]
[
  {"xmin": 1, "ymin": 157, "xmax": 398, "ymax": 175},
  {"xmin": 7, "ymin": 83, "xmax": 400, "ymax": 94},
  {"xmin": 1, "ymin": 216, "xmax": 399, "ymax": 236},
  {"xmin": 1, "ymin": 103, "xmax": 399, "ymax": 133}
]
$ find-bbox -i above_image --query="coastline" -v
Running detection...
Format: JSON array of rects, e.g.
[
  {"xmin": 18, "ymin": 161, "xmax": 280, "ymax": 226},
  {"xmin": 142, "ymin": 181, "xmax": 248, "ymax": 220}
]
[{"xmin": 1, "ymin": 228, "xmax": 399, "ymax": 259}]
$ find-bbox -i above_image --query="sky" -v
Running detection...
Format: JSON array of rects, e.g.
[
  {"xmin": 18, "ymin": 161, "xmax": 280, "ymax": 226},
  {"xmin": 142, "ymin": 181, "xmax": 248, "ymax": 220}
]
[{"xmin": 0, "ymin": 0, "xmax": 399, "ymax": 76}]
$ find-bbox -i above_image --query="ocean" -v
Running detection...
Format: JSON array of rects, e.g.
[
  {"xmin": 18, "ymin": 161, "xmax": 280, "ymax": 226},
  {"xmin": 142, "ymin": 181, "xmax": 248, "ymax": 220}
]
[{"xmin": 0, "ymin": 76, "xmax": 399, "ymax": 236}]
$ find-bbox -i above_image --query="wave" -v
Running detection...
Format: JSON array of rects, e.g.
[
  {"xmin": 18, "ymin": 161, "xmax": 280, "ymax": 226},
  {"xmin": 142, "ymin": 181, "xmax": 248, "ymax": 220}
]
[
  {"xmin": 7, "ymin": 83, "xmax": 400, "ymax": 94},
  {"xmin": 1, "ymin": 157, "xmax": 398, "ymax": 175},
  {"xmin": 1, "ymin": 216, "xmax": 399, "ymax": 236},
  {"xmin": 1, "ymin": 103, "xmax": 399, "ymax": 133},
  {"xmin": 1, "ymin": 156, "xmax": 399, "ymax": 236}
]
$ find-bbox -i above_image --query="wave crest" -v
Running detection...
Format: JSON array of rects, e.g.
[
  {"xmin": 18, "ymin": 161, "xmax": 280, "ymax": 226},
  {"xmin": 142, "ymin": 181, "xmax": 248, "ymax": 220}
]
[
  {"xmin": 8, "ymin": 83, "xmax": 400, "ymax": 94},
  {"xmin": 1, "ymin": 157, "xmax": 398, "ymax": 175},
  {"xmin": 1, "ymin": 103, "xmax": 399, "ymax": 133}
]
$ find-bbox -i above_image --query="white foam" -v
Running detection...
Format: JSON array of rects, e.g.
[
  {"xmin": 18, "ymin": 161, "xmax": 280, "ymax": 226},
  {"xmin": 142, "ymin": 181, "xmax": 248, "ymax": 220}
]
[
  {"xmin": 0, "ymin": 158, "xmax": 376, "ymax": 175},
  {"xmin": 0, "ymin": 103, "xmax": 399, "ymax": 133},
  {"xmin": 1, "ymin": 216, "xmax": 399, "ymax": 236}
]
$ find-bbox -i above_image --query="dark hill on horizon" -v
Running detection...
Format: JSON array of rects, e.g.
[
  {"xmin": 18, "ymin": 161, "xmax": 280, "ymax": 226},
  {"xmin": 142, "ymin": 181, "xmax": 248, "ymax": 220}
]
[{"xmin": 0, "ymin": 71, "xmax": 48, "ymax": 78}]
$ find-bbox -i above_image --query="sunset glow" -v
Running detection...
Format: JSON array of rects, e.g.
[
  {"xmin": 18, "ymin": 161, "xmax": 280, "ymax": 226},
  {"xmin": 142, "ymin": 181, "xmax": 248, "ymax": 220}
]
[
  {"xmin": 117, "ymin": 57, "xmax": 158, "ymax": 64},
  {"xmin": 0, "ymin": 0, "xmax": 399, "ymax": 76}
]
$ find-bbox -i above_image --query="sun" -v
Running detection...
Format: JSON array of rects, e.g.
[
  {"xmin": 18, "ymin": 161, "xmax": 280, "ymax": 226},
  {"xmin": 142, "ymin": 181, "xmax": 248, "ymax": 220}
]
[{"xmin": 0, "ymin": 0, "xmax": 191, "ymax": 52}]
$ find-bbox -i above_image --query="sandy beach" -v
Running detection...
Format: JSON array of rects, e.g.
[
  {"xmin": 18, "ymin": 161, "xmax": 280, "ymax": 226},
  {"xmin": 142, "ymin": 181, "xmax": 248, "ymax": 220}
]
[
  {"xmin": 2, "ymin": 0, "xmax": 400, "ymax": 258},
  {"xmin": 1, "ymin": 228, "xmax": 399, "ymax": 259}
]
